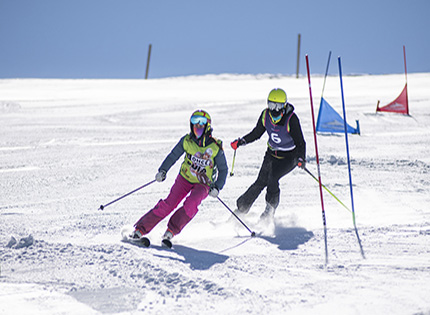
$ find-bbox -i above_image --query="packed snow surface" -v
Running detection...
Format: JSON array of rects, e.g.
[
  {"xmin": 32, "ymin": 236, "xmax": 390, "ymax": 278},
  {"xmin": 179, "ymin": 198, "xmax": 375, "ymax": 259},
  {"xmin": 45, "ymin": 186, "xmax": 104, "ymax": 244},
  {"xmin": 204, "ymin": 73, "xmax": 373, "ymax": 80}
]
[{"xmin": 1, "ymin": 73, "xmax": 430, "ymax": 314}]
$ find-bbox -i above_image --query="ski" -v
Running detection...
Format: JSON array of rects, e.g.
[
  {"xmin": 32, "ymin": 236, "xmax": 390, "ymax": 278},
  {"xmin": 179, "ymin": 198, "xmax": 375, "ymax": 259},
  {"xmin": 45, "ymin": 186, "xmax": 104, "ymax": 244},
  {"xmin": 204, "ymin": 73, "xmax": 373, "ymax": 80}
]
[
  {"xmin": 122, "ymin": 235, "xmax": 151, "ymax": 247},
  {"xmin": 161, "ymin": 239, "xmax": 173, "ymax": 249},
  {"xmin": 121, "ymin": 228, "xmax": 151, "ymax": 247}
]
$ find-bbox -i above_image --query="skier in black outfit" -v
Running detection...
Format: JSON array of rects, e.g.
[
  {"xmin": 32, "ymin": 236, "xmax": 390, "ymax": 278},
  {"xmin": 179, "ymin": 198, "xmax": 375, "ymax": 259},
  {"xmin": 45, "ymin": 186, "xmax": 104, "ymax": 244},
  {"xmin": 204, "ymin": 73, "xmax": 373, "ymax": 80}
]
[{"xmin": 230, "ymin": 88, "xmax": 306, "ymax": 221}]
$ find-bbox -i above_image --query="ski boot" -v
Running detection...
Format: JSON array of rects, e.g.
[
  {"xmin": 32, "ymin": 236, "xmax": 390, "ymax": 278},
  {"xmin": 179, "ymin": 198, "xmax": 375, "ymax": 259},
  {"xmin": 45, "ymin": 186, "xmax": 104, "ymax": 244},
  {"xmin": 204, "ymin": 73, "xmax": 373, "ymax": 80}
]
[
  {"xmin": 259, "ymin": 203, "xmax": 276, "ymax": 234},
  {"xmin": 129, "ymin": 229, "xmax": 150, "ymax": 247},
  {"xmin": 162, "ymin": 229, "xmax": 173, "ymax": 249}
]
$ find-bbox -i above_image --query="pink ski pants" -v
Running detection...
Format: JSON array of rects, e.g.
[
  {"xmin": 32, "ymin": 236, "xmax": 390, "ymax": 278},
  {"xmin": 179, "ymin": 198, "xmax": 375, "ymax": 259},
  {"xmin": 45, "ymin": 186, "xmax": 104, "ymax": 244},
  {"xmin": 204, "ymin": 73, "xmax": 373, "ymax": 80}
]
[{"xmin": 134, "ymin": 174, "xmax": 209, "ymax": 236}]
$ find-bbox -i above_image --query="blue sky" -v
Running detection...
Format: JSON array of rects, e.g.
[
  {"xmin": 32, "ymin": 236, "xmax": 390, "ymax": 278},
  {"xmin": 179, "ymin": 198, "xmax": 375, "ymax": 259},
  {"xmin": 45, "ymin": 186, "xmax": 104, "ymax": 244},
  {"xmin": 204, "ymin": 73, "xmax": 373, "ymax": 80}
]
[{"xmin": 1, "ymin": 0, "xmax": 429, "ymax": 79}]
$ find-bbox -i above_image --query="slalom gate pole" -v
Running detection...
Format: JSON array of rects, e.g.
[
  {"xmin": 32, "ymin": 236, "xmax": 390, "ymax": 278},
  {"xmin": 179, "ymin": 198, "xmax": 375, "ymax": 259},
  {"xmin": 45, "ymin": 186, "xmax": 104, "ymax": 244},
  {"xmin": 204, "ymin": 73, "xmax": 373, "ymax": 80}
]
[
  {"xmin": 403, "ymin": 45, "xmax": 408, "ymax": 85},
  {"xmin": 338, "ymin": 57, "xmax": 365, "ymax": 259},
  {"xmin": 320, "ymin": 51, "xmax": 332, "ymax": 99},
  {"xmin": 98, "ymin": 179, "xmax": 157, "ymax": 211},
  {"xmin": 230, "ymin": 150, "xmax": 237, "ymax": 176},
  {"xmin": 217, "ymin": 196, "xmax": 256, "ymax": 237},
  {"xmin": 316, "ymin": 51, "xmax": 332, "ymax": 130},
  {"xmin": 303, "ymin": 167, "xmax": 352, "ymax": 214},
  {"xmin": 306, "ymin": 55, "xmax": 329, "ymax": 265},
  {"xmin": 403, "ymin": 45, "xmax": 410, "ymax": 115}
]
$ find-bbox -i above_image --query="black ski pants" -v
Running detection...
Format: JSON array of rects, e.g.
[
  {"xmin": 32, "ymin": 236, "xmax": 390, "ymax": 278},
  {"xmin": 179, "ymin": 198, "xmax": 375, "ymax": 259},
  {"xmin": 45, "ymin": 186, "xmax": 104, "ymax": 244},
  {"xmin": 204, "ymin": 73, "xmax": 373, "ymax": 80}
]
[{"xmin": 236, "ymin": 150, "xmax": 297, "ymax": 213}]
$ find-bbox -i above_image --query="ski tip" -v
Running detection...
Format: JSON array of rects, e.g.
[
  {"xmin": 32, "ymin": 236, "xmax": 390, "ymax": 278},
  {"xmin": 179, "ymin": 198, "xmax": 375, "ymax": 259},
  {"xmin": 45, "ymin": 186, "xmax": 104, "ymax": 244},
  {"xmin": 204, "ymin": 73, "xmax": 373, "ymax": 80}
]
[
  {"xmin": 161, "ymin": 239, "xmax": 173, "ymax": 249},
  {"xmin": 122, "ymin": 235, "xmax": 151, "ymax": 247},
  {"xmin": 141, "ymin": 237, "xmax": 151, "ymax": 247}
]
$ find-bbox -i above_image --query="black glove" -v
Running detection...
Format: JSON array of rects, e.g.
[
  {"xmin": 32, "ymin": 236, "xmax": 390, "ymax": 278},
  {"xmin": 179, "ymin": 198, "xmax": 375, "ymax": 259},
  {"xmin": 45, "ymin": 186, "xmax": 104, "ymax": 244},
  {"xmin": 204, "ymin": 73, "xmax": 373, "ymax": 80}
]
[
  {"xmin": 230, "ymin": 138, "xmax": 246, "ymax": 150},
  {"xmin": 297, "ymin": 157, "xmax": 306, "ymax": 169}
]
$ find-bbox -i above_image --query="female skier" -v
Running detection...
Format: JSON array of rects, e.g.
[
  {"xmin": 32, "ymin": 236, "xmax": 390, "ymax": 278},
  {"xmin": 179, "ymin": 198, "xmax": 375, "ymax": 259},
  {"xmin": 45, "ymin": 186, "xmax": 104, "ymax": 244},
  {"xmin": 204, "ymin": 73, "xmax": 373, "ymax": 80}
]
[
  {"xmin": 230, "ymin": 88, "xmax": 306, "ymax": 222},
  {"xmin": 131, "ymin": 110, "xmax": 228, "ymax": 246}
]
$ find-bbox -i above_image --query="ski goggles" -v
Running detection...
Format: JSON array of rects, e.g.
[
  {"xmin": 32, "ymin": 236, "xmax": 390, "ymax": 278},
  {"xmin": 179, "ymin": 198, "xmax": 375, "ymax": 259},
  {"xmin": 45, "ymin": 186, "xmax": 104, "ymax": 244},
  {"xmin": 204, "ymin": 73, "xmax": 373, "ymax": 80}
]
[
  {"xmin": 268, "ymin": 101, "xmax": 285, "ymax": 111},
  {"xmin": 190, "ymin": 115, "xmax": 208, "ymax": 125}
]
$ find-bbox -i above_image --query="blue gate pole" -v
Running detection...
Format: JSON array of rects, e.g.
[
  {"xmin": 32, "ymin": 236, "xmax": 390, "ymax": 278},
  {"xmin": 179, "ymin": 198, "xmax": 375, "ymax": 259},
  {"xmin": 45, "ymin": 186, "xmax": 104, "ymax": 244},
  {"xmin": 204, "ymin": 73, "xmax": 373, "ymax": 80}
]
[{"xmin": 338, "ymin": 57, "xmax": 365, "ymax": 259}]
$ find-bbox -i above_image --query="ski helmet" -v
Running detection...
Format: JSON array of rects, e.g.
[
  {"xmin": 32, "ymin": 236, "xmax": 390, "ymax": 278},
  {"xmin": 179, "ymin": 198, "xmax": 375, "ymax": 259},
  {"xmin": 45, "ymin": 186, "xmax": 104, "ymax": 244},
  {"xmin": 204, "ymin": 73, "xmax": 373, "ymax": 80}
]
[
  {"xmin": 267, "ymin": 88, "xmax": 287, "ymax": 120},
  {"xmin": 190, "ymin": 110, "xmax": 212, "ymax": 139},
  {"xmin": 268, "ymin": 88, "xmax": 287, "ymax": 103}
]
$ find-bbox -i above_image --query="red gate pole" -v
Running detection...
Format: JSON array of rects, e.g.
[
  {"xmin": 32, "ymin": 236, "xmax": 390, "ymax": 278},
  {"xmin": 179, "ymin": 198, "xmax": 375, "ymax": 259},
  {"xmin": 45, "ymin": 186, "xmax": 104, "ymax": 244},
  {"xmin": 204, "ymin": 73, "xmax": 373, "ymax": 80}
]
[{"xmin": 305, "ymin": 54, "xmax": 328, "ymax": 265}]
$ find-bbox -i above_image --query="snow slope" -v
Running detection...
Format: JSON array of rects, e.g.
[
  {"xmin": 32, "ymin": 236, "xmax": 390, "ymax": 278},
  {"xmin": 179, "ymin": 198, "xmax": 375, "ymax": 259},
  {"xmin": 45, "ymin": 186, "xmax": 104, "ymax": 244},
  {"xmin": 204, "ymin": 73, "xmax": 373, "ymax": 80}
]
[{"xmin": 1, "ymin": 73, "xmax": 430, "ymax": 314}]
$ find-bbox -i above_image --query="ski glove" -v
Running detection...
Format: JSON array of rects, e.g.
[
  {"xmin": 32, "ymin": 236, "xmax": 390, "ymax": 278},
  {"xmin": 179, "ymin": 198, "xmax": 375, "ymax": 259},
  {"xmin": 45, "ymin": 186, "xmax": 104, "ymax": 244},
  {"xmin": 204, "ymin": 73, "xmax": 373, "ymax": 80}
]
[
  {"xmin": 208, "ymin": 185, "xmax": 219, "ymax": 198},
  {"xmin": 155, "ymin": 170, "xmax": 167, "ymax": 182},
  {"xmin": 297, "ymin": 157, "xmax": 306, "ymax": 170},
  {"xmin": 230, "ymin": 138, "xmax": 246, "ymax": 150}
]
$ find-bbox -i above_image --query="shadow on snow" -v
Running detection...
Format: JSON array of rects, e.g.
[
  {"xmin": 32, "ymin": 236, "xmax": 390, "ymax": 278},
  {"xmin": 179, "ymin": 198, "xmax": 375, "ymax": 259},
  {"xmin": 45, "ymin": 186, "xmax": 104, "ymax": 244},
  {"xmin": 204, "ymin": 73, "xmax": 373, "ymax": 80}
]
[
  {"xmin": 146, "ymin": 225, "xmax": 313, "ymax": 270},
  {"xmin": 152, "ymin": 245, "xmax": 229, "ymax": 271},
  {"xmin": 260, "ymin": 225, "xmax": 314, "ymax": 250}
]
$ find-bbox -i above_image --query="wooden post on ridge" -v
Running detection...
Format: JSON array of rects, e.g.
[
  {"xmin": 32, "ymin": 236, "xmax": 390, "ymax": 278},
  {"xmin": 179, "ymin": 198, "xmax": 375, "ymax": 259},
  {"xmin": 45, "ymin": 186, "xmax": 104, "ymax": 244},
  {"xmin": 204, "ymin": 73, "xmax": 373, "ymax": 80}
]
[
  {"xmin": 296, "ymin": 34, "xmax": 301, "ymax": 78},
  {"xmin": 145, "ymin": 44, "xmax": 152, "ymax": 79}
]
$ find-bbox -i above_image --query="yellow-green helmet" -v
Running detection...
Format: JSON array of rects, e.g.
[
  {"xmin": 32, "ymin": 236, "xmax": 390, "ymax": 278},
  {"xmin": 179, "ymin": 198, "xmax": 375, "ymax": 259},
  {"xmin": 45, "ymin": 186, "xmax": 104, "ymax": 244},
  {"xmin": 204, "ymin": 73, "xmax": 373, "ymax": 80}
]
[
  {"xmin": 268, "ymin": 88, "xmax": 287, "ymax": 104},
  {"xmin": 268, "ymin": 88, "xmax": 287, "ymax": 119}
]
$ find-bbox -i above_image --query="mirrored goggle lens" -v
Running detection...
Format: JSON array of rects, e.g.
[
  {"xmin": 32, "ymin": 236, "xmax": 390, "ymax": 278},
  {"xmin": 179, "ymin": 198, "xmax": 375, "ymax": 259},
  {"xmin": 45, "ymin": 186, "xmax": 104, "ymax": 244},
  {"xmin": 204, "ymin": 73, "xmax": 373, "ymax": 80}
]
[
  {"xmin": 190, "ymin": 115, "xmax": 208, "ymax": 125},
  {"xmin": 268, "ymin": 101, "xmax": 285, "ymax": 111}
]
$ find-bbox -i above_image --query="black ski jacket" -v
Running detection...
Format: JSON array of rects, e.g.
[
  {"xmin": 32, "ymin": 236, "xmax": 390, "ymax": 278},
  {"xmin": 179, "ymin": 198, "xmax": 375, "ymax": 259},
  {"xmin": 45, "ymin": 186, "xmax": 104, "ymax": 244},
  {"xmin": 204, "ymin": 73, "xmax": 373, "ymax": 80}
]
[{"xmin": 242, "ymin": 104, "xmax": 306, "ymax": 160}]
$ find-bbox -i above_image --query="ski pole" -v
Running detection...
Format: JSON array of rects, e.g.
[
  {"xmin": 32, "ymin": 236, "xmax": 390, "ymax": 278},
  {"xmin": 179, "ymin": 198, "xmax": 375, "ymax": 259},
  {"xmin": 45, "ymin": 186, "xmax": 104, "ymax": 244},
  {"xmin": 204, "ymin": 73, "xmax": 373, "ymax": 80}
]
[
  {"xmin": 303, "ymin": 167, "xmax": 352, "ymax": 214},
  {"xmin": 217, "ymin": 196, "xmax": 256, "ymax": 237},
  {"xmin": 230, "ymin": 150, "xmax": 237, "ymax": 176},
  {"xmin": 98, "ymin": 179, "xmax": 156, "ymax": 211}
]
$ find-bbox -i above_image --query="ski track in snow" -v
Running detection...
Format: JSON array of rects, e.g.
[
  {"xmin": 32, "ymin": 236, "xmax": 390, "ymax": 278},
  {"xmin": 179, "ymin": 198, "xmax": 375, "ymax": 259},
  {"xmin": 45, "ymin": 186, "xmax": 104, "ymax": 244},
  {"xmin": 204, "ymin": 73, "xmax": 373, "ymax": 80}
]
[{"xmin": 1, "ymin": 74, "xmax": 430, "ymax": 314}]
